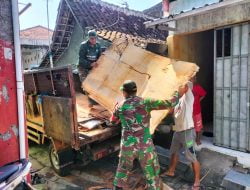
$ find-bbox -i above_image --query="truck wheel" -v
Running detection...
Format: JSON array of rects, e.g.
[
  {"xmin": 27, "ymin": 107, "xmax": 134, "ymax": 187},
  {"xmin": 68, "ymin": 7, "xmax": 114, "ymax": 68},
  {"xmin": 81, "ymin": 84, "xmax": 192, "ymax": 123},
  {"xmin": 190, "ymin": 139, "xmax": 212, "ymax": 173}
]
[{"xmin": 49, "ymin": 145, "xmax": 70, "ymax": 177}]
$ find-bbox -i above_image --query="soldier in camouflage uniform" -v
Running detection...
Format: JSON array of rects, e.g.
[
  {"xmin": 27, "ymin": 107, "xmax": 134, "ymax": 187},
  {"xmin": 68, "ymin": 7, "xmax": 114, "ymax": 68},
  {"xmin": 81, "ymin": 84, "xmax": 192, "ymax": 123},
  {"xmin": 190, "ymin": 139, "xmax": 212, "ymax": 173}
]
[{"xmin": 111, "ymin": 80, "xmax": 180, "ymax": 190}]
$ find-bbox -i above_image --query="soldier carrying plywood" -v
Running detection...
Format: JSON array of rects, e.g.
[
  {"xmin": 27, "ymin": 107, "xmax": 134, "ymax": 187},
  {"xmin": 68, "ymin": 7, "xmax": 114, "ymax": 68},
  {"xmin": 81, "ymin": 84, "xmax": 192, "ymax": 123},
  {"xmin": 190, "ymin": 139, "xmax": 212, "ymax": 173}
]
[{"xmin": 110, "ymin": 80, "xmax": 187, "ymax": 190}]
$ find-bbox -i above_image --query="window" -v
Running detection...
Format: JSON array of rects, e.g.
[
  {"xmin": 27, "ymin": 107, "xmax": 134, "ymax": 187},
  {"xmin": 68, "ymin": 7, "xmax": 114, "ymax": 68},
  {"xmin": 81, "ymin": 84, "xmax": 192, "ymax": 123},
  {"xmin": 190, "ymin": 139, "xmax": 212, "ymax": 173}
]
[
  {"xmin": 224, "ymin": 28, "xmax": 231, "ymax": 57},
  {"xmin": 216, "ymin": 28, "xmax": 231, "ymax": 57},
  {"xmin": 216, "ymin": 30, "xmax": 222, "ymax": 57}
]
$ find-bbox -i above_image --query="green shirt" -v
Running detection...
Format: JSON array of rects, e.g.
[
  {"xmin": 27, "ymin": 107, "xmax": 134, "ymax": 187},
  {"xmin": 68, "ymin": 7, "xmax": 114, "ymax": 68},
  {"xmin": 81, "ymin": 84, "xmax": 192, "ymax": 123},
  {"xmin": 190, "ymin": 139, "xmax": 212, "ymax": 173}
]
[{"xmin": 78, "ymin": 41, "xmax": 101, "ymax": 70}]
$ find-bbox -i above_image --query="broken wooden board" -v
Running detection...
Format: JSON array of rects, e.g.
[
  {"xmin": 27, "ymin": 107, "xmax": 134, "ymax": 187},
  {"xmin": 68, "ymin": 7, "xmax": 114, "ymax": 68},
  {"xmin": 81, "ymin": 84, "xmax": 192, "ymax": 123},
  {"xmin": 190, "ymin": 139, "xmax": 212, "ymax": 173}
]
[
  {"xmin": 76, "ymin": 93, "xmax": 111, "ymax": 123},
  {"xmin": 83, "ymin": 39, "xmax": 199, "ymax": 134}
]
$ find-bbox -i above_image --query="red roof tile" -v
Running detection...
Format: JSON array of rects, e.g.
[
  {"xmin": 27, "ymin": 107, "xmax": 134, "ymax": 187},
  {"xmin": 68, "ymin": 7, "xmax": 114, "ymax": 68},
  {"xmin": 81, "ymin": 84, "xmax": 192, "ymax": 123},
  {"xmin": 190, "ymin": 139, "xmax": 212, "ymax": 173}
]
[
  {"xmin": 20, "ymin": 25, "xmax": 53, "ymax": 40},
  {"xmin": 66, "ymin": 0, "xmax": 167, "ymax": 40},
  {"xmin": 40, "ymin": 0, "xmax": 168, "ymax": 67}
]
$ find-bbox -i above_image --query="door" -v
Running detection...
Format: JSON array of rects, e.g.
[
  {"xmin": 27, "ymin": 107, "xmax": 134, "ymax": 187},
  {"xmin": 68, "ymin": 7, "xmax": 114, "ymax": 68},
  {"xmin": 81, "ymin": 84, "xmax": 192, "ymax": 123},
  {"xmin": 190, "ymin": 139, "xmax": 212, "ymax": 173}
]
[{"xmin": 214, "ymin": 23, "xmax": 250, "ymax": 152}]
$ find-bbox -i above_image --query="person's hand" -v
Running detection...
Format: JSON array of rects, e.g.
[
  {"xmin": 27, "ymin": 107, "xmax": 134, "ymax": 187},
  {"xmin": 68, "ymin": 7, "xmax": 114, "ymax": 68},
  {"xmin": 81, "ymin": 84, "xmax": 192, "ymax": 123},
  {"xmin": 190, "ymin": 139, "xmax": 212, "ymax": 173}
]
[
  {"xmin": 178, "ymin": 84, "xmax": 188, "ymax": 97},
  {"xmin": 91, "ymin": 62, "xmax": 98, "ymax": 68},
  {"xmin": 105, "ymin": 120, "xmax": 114, "ymax": 127},
  {"xmin": 168, "ymin": 108, "xmax": 174, "ymax": 114}
]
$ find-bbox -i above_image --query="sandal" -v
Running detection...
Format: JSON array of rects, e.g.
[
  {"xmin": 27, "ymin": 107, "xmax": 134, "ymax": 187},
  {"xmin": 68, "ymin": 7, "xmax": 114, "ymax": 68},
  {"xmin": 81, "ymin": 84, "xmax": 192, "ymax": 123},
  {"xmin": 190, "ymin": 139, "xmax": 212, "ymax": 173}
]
[{"xmin": 160, "ymin": 170, "xmax": 175, "ymax": 177}]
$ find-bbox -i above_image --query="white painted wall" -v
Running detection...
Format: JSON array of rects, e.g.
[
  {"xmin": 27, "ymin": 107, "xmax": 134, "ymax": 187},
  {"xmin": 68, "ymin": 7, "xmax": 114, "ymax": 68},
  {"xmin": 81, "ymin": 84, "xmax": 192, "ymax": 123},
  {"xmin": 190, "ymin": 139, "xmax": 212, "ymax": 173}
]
[{"xmin": 21, "ymin": 47, "xmax": 48, "ymax": 70}]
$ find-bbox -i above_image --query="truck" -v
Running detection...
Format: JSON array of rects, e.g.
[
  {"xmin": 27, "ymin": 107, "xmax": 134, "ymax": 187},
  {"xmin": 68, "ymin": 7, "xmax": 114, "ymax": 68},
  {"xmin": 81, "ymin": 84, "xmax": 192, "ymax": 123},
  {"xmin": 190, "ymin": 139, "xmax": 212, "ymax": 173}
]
[
  {"xmin": 24, "ymin": 66, "xmax": 121, "ymax": 176},
  {"xmin": 24, "ymin": 39, "xmax": 198, "ymax": 176}
]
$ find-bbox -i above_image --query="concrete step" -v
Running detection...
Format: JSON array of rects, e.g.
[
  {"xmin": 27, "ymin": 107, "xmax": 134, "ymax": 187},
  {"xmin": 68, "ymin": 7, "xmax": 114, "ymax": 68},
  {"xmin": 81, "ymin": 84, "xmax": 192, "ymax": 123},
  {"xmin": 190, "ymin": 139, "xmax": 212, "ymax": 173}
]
[{"xmin": 222, "ymin": 170, "xmax": 250, "ymax": 190}]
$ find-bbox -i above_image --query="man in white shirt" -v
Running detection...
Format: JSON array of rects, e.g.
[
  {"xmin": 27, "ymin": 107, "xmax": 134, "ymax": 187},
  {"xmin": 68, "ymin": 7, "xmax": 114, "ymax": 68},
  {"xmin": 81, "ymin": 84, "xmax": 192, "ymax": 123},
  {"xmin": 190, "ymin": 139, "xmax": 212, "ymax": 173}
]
[{"xmin": 162, "ymin": 82, "xmax": 201, "ymax": 190}]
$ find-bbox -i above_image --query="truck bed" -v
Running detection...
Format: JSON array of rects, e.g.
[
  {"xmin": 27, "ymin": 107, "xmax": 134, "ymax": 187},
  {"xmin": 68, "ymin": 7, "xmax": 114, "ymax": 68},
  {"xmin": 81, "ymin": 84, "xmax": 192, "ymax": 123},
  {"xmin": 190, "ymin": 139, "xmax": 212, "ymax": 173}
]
[
  {"xmin": 76, "ymin": 93, "xmax": 111, "ymax": 123},
  {"xmin": 24, "ymin": 66, "xmax": 120, "ymax": 148},
  {"xmin": 76, "ymin": 93, "xmax": 120, "ymax": 145}
]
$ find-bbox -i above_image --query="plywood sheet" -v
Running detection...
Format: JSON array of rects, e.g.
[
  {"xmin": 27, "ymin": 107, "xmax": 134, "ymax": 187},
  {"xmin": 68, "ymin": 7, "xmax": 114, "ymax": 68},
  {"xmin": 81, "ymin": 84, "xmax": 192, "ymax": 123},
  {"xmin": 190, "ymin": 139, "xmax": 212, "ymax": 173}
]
[
  {"xmin": 83, "ymin": 39, "xmax": 199, "ymax": 134},
  {"xmin": 79, "ymin": 127, "xmax": 116, "ymax": 138}
]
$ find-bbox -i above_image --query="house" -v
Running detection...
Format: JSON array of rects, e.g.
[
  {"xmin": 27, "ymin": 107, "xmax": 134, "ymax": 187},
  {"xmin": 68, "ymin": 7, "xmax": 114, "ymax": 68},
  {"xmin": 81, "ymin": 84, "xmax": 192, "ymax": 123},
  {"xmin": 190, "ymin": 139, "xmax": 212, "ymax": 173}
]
[
  {"xmin": 145, "ymin": 0, "xmax": 250, "ymax": 152},
  {"xmin": 21, "ymin": 26, "xmax": 53, "ymax": 70},
  {"xmin": 40, "ymin": 0, "xmax": 168, "ymax": 68}
]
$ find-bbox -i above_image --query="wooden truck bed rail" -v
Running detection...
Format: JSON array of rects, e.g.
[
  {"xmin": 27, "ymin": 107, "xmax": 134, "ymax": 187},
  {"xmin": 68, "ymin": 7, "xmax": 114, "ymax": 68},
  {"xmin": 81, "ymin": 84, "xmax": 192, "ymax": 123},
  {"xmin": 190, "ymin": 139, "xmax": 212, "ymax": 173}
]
[{"xmin": 24, "ymin": 66, "xmax": 120, "ymax": 150}]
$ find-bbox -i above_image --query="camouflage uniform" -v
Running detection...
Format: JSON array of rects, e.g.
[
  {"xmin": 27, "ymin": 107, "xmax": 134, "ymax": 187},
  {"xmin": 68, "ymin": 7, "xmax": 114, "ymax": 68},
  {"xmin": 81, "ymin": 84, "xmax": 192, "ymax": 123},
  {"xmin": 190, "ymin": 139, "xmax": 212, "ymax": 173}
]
[{"xmin": 111, "ymin": 92, "xmax": 180, "ymax": 190}]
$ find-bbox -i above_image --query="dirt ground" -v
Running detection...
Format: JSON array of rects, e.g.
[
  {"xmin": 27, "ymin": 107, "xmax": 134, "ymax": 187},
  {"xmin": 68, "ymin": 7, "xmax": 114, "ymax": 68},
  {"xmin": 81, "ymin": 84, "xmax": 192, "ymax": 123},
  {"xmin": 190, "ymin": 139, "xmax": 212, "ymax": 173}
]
[
  {"xmin": 29, "ymin": 140, "xmax": 118, "ymax": 190},
  {"xmin": 29, "ymin": 138, "xmax": 235, "ymax": 190},
  {"xmin": 28, "ymin": 141, "xmax": 192, "ymax": 190}
]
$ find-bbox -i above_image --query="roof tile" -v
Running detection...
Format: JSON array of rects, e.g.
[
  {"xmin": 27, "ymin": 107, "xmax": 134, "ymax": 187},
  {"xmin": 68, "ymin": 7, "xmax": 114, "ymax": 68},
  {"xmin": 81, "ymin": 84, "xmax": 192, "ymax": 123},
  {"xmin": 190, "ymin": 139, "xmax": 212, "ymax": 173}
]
[
  {"xmin": 41, "ymin": 0, "xmax": 168, "ymax": 67},
  {"xmin": 66, "ymin": 0, "xmax": 167, "ymax": 40},
  {"xmin": 20, "ymin": 25, "xmax": 53, "ymax": 40}
]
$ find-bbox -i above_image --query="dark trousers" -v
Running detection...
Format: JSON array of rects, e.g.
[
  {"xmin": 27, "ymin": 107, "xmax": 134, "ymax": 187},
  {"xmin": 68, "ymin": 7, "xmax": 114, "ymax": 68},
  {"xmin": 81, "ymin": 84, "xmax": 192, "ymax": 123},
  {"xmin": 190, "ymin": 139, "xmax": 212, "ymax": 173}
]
[{"xmin": 78, "ymin": 66, "xmax": 96, "ymax": 106}]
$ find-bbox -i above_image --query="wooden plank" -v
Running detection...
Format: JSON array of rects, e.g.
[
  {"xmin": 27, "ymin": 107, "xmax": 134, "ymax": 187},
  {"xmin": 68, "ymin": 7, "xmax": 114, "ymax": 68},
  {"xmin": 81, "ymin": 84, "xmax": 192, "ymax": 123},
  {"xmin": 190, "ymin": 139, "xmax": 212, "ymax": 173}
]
[
  {"xmin": 27, "ymin": 128, "xmax": 41, "ymax": 144},
  {"xmin": 27, "ymin": 121, "xmax": 45, "ymax": 133},
  {"xmin": 28, "ymin": 135, "xmax": 40, "ymax": 144},
  {"xmin": 78, "ymin": 127, "xmax": 119, "ymax": 138},
  {"xmin": 76, "ymin": 93, "xmax": 111, "ymax": 123},
  {"xmin": 78, "ymin": 127, "xmax": 120, "ymax": 145},
  {"xmin": 27, "ymin": 128, "xmax": 40, "ymax": 137}
]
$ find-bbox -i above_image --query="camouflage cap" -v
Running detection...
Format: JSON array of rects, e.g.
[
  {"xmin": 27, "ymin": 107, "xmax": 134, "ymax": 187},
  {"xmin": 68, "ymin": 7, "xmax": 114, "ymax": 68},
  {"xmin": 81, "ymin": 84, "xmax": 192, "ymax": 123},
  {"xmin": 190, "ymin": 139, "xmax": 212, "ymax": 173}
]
[{"xmin": 120, "ymin": 80, "xmax": 137, "ymax": 92}]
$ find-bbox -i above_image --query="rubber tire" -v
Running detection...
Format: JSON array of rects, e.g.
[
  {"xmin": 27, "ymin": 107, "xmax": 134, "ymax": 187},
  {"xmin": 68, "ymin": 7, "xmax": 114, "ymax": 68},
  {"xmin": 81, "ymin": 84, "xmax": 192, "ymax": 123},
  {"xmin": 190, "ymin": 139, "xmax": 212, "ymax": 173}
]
[{"xmin": 49, "ymin": 144, "xmax": 70, "ymax": 177}]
